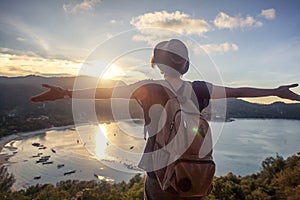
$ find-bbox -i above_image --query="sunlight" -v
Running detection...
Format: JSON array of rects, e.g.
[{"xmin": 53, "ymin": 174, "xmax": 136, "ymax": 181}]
[
  {"xmin": 101, "ymin": 64, "xmax": 125, "ymax": 79},
  {"xmin": 0, "ymin": 53, "xmax": 80, "ymax": 76},
  {"xmin": 95, "ymin": 124, "xmax": 108, "ymax": 159}
]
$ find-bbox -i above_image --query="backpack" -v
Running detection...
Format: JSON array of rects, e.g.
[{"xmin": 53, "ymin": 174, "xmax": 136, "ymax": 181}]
[{"xmin": 151, "ymin": 81, "xmax": 215, "ymax": 197}]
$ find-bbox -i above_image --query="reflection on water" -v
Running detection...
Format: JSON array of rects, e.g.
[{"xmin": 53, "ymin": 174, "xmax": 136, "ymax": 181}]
[
  {"xmin": 3, "ymin": 125, "xmax": 139, "ymax": 191},
  {"xmin": 95, "ymin": 125, "xmax": 108, "ymax": 159},
  {"xmin": 2, "ymin": 119, "xmax": 300, "ymax": 190}
]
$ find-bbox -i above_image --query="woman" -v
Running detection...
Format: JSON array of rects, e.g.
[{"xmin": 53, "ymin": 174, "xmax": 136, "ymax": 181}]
[{"xmin": 31, "ymin": 39, "xmax": 300, "ymax": 199}]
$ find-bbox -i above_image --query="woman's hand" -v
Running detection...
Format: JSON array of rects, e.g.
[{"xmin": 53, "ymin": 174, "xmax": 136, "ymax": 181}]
[
  {"xmin": 274, "ymin": 83, "xmax": 300, "ymax": 101},
  {"xmin": 30, "ymin": 84, "xmax": 70, "ymax": 102}
]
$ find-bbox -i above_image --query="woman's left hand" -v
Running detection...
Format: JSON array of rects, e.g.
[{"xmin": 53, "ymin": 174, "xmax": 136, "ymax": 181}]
[{"xmin": 275, "ymin": 84, "xmax": 300, "ymax": 101}]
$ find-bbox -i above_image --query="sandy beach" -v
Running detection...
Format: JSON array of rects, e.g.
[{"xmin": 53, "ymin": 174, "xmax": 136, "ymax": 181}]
[
  {"xmin": 0, "ymin": 134, "xmax": 18, "ymax": 165},
  {"xmin": 0, "ymin": 125, "xmax": 75, "ymax": 166}
]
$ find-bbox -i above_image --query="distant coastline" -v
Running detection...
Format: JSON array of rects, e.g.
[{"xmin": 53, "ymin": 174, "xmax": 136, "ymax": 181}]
[
  {"xmin": 1, "ymin": 117, "xmax": 300, "ymax": 167},
  {"xmin": 1, "ymin": 75, "xmax": 300, "ymax": 139}
]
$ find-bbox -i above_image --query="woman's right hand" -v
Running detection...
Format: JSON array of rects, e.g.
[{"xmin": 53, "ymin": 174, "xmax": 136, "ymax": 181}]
[{"xmin": 30, "ymin": 84, "xmax": 70, "ymax": 102}]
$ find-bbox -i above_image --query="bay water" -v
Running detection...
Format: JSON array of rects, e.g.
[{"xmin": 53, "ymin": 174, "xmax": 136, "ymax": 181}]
[{"xmin": 2, "ymin": 119, "xmax": 300, "ymax": 190}]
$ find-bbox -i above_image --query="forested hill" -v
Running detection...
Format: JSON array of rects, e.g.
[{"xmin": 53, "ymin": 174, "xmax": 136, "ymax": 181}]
[
  {"xmin": 1, "ymin": 153, "xmax": 300, "ymax": 199},
  {"xmin": 225, "ymin": 98, "xmax": 300, "ymax": 120},
  {"xmin": 0, "ymin": 76, "xmax": 299, "ymax": 137}
]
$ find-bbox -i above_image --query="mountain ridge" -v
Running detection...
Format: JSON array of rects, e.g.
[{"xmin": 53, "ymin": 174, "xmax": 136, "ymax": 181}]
[{"xmin": 0, "ymin": 76, "xmax": 299, "ymax": 137}]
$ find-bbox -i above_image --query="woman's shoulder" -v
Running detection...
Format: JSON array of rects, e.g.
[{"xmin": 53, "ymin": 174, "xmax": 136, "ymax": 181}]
[{"xmin": 192, "ymin": 80, "xmax": 213, "ymax": 94}]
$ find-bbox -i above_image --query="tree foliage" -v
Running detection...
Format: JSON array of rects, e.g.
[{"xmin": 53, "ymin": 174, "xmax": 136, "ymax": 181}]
[
  {"xmin": 0, "ymin": 166, "xmax": 15, "ymax": 192},
  {"xmin": 209, "ymin": 153, "xmax": 300, "ymax": 200},
  {"xmin": 0, "ymin": 154, "xmax": 300, "ymax": 199}
]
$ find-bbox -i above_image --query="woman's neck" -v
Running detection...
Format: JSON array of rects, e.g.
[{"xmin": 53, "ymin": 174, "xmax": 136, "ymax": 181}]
[{"xmin": 164, "ymin": 75, "xmax": 184, "ymax": 91}]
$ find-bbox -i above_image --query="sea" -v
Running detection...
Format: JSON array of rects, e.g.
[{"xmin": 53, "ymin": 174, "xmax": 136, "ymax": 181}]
[{"xmin": 1, "ymin": 119, "xmax": 300, "ymax": 190}]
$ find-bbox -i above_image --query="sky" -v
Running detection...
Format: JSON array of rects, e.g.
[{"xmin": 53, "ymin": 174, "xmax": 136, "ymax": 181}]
[{"xmin": 0, "ymin": 0, "xmax": 299, "ymax": 103}]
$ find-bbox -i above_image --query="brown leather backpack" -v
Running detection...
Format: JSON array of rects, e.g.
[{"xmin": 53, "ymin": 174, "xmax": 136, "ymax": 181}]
[{"xmin": 152, "ymin": 81, "xmax": 215, "ymax": 197}]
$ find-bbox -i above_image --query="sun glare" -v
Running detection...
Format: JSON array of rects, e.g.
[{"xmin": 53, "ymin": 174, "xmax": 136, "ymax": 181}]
[
  {"xmin": 101, "ymin": 64, "xmax": 125, "ymax": 79},
  {"xmin": 95, "ymin": 124, "xmax": 108, "ymax": 159}
]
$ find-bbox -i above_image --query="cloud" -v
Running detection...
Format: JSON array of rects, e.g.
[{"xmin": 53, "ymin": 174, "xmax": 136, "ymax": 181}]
[
  {"xmin": 130, "ymin": 10, "xmax": 210, "ymax": 45},
  {"xmin": 0, "ymin": 47, "xmax": 39, "ymax": 57},
  {"xmin": 16, "ymin": 37, "xmax": 27, "ymax": 42},
  {"xmin": 4, "ymin": 18, "xmax": 50, "ymax": 55},
  {"xmin": 190, "ymin": 42, "xmax": 239, "ymax": 55},
  {"xmin": 0, "ymin": 53, "xmax": 81, "ymax": 77},
  {"xmin": 110, "ymin": 19, "xmax": 117, "ymax": 24},
  {"xmin": 63, "ymin": 0, "xmax": 101, "ymax": 15},
  {"xmin": 259, "ymin": 8, "xmax": 276, "ymax": 20},
  {"xmin": 106, "ymin": 33, "xmax": 113, "ymax": 39},
  {"xmin": 214, "ymin": 12, "xmax": 263, "ymax": 30}
]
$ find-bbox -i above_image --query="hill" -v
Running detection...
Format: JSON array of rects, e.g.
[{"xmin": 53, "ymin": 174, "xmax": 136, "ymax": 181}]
[
  {"xmin": 1, "ymin": 153, "xmax": 299, "ymax": 199},
  {"xmin": 0, "ymin": 76, "xmax": 299, "ymax": 137},
  {"xmin": 0, "ymin": 76, "xmax": 131, "ymax": 137}
]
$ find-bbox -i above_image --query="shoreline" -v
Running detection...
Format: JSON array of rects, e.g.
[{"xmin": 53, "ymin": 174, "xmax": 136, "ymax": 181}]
[
  {"xmin": 1, "ymin": 118, "xmax": 299, "ymax": 166},
  {"xmin": 1, "ymin": 119, "xmax": 300, "ymax": 191},
  {"xmin": 0, "ymin": 124, "xmax": 76, "ymax": 166}
]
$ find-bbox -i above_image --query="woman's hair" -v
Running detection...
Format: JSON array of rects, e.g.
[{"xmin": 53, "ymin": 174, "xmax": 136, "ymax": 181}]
[{"xmin": 151, "ymin": 39, "xmax": 189, "ymax": 76}]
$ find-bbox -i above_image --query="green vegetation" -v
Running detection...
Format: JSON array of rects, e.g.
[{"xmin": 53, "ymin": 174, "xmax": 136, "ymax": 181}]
[
  {"xmin": 209, "ymin": 154, "xmax": 300, "ymax": 200},
  {"xmin": 0, "ymin": 166, "xmax": 15, "ymax": 193},
  {"xmin": 1, "ymin": 154, "xmax": 299, "ymax": 199}
]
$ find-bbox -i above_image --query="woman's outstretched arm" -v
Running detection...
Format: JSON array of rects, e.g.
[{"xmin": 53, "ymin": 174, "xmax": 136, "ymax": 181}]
[
  {"xmin": 211, "ymin": 83, "xmax": 300, "ymax": 101},
  {"xmin": 30, "ymin": 82, "xmax": 142, "ymax": 102}
]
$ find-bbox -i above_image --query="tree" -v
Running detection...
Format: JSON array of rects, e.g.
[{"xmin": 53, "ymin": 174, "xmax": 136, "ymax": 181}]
[{"xmin": 0, "ymin": 166, "xmax": 15, "ymax": 192}]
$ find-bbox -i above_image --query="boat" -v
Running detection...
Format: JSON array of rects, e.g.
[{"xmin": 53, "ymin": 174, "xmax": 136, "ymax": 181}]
[
  {"xmin": 32, "ymin": 142, "xmax": 40, "ymax": 147},
  {"xmin": 42, "ymin": 161, "xmax": 53, "ymax": 165},
  {"xmin": 51, "ymin": 148, "xmax": 56, "ymax": 153},
  {"xmin": 64, "ymin": 170, "xmax": 76, "ymax": 176},
  {"xmin": 35, "ymin": 155, "xmax": 51, "ymax": 163},
  {"xmin": 34, "ymin": 176, "xmax": 41, "ymax": 180},
  {"xmin": 41, "ymin": 155, "xmax": 50, "ymax": 159},
  {"xmin": 57, "ymin": 164, "xmax": 65, "ymax": 169}
]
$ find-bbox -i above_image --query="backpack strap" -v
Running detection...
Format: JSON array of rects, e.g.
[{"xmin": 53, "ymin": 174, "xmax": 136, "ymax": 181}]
[
  {"xmin": 178, "ymin": 81, "xmax": 193, "ymax": 103},
  {"xmin": 163, "ymin": 80, "xmax": 193, "ymax": 101}
]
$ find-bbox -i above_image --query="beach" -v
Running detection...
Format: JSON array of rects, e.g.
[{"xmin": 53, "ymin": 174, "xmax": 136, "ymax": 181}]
[
  {"xmin": 2, "ymin": 123, "xmax": 140, "ymax": 190},
  {"xmin": 0, "ymin": 125, "xmax": 75, "ymax": 166}
]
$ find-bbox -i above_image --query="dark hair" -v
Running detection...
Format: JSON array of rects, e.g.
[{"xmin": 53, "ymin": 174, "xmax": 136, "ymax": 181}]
[{"xmin": 151, "ymin": 39, "xmax": 189, "ymax": 75}]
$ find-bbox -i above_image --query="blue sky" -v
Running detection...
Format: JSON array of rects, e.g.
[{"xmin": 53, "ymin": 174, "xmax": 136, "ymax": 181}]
[{"xmin": 0, "ymin": 0, "xmax": 299, "ymax": 103}]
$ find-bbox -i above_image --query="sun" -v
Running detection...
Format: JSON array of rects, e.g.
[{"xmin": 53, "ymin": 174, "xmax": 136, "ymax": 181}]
[{"xmin": 101, "ymin": 64, "xmax": 125, "ymax": 79}]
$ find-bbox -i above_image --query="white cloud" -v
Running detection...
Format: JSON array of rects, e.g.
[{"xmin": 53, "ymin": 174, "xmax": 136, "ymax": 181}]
[
  {"xmin": 110, "ymin": 19, "xmax": 116, "ymax": 24},
  {"xmin": 191, "ymin": 42, "xmax": 239, "ymax": 55},
  {"xmin": 106, "ymin": 33, "xmax": 113, "ymax": 39},
  {"xmin": 130, "ymin": 10, "xmax": 210, "ymax": 45},
  {"xmin": 0, "ymin": 47, "xmax": 39, "ymax": 57},
  {"xmin": 259, "ymin": 8, "xmax": 276, "ymax": 20},
  {"xmin": 0, "ymin": 53, "xmax": 81, "ymax": 77},
  {"xmin": 214, "ymin": 12, "xmax": 263, "ymax": 30},
  {"xmin": 63, "ymin": 0, "xmax": 101, "ymax": 15},
  {"xmin": 16, "ymin": 37, "xmax": 27, "ymax": 42}
]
